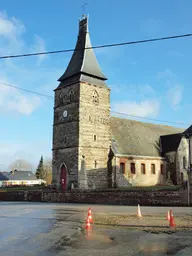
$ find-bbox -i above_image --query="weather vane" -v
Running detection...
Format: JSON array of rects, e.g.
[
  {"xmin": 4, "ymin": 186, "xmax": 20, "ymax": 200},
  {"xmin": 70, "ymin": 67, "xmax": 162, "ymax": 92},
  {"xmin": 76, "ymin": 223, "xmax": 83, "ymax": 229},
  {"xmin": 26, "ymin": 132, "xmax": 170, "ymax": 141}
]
[{"xmin": 81, "ymin": 0, "xmax": 88, "ymax": 18}]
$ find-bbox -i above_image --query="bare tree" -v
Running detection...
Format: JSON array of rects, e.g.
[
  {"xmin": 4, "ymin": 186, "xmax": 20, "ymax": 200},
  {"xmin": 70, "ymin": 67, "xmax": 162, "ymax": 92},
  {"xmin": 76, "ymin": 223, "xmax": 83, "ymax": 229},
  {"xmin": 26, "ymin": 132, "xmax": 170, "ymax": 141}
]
[
  {"xmin": 43, "ymin": 157, "xmax": 52, "ymax": 185},
  {"xmin": 9, "ymin": 159, "xmax": 33, "ymax": 171}
]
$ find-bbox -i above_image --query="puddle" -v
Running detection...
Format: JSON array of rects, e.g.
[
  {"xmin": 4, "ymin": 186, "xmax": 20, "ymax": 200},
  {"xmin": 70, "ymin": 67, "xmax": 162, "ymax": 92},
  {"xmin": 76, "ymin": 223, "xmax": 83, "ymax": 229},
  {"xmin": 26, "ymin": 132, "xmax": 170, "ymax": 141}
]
[
  {"xmin": 138, "ymin": 240, "xmax": 187, "ymax": 254},
  {"xmin": 68, "ymin": 229, "xmax": 117, "ymax": 250}
]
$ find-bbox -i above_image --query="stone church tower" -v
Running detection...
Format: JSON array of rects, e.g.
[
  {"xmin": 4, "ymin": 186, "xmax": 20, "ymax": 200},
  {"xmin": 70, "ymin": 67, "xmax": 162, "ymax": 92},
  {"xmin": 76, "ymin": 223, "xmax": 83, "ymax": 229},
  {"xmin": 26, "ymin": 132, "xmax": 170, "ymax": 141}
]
[{"xmin": 52, "ymin": 16, "xmax": 111, "ymax": 190}]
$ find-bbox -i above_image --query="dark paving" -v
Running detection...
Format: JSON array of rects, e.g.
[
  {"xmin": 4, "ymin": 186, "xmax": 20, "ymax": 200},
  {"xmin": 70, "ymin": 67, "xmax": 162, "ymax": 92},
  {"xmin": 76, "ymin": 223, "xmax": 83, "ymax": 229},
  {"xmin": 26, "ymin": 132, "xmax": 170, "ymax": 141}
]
[
  {"xmin": 0, "ymin": 202, "xmax": 191, "ymax": 256},
  {"xmin": 64, "ymin": 228, "xmax": 192, "ymax": 256}
]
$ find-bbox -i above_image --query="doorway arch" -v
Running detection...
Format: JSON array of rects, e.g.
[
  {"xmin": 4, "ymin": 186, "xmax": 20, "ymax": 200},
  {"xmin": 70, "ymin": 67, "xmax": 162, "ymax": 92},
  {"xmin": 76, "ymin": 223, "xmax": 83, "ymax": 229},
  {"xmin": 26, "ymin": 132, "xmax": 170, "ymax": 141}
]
[{"xmin": 59, "ymin": 163, "xmax": 68, "ymax": 191}]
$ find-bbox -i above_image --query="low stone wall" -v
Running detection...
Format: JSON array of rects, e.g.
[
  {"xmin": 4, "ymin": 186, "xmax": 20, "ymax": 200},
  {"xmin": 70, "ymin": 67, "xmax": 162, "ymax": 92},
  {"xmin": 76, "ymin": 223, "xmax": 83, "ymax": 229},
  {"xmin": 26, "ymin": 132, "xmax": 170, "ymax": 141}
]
[
  {"xmin": 0, "ymin": 188, "xmax": 190, "ymax": 206},
  {"xmin": 0, "ymin": 191, "xmax": 42, "ymax": 202}
]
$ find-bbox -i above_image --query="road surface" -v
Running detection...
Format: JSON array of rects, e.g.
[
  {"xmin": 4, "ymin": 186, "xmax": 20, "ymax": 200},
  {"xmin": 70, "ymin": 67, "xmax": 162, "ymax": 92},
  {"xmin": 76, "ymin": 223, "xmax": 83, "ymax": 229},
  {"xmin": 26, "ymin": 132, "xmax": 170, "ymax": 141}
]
[{"xmin": 0, "ymin": 202, "xmax": 191, "ymax": 255}]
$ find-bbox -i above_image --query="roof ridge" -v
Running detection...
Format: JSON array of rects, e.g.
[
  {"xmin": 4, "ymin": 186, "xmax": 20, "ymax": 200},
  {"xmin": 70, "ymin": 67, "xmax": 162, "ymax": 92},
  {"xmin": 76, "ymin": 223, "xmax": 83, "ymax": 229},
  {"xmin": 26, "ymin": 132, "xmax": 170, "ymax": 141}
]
[{"xmin": 111, "ymin": 116, "xmax": 184, "ymax": 130}]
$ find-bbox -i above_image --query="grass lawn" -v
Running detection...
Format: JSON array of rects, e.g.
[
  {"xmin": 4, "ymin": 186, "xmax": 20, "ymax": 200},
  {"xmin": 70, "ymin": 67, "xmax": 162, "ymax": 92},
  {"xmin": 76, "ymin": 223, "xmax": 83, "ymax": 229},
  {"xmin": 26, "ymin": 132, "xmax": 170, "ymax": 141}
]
[
  {"xmin": 96, "ymin": 185, "xmax": 182, "ymax": 192},
  {"xmin": 0, "ymin": 186, "xmax": 44, "ymax": 192},
  {"xmin": 0, "ymin": 185, "xmax": 182, "ymax": 193}
]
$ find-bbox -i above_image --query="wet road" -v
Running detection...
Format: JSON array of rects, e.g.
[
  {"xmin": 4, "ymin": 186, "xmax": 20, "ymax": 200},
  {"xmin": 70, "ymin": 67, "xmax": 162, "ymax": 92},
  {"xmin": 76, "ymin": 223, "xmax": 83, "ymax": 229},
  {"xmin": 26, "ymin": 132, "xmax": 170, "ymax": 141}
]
[{"xmin": 0, "ymin": 202, "xmax": 191, "ymax": 256}]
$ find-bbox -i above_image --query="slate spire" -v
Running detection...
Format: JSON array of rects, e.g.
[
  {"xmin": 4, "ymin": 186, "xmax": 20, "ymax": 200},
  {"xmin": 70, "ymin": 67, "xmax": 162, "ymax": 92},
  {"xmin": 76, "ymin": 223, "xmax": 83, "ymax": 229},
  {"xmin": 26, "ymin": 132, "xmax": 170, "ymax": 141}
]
[{"xmin": 58, "ymin": 16, "xmax": 107, "ymax": 87}]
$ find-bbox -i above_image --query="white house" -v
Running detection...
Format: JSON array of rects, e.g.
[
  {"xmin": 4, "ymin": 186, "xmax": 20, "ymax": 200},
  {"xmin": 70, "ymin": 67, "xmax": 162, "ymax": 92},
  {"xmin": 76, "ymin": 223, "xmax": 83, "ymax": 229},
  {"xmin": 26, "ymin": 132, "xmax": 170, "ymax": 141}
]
[{"xmin": 0, "ymin": 170, "xmax": 46, "ymax": 187}]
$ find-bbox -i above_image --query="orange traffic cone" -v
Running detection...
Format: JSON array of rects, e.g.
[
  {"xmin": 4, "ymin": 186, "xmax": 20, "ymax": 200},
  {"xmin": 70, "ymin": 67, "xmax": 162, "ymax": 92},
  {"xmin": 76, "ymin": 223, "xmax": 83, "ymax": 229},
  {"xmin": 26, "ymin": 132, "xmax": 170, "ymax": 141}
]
[
  {"xmin": 88, "ymin": 208, "xmax": 93, "ymax": 223},
  {"xmin": 137, "ymin": 204, "xmax": 142, "ymax": 219},
  {"xmin": 166, "ymin": 210, "xmax": 170, "ymax": 221},
  {"xmin": 85, "ymin": 216, "xmax": 91, "ymax": 229},
  {"xmin": 169, "ymin": 210, "xmax": 176, "ymax": 228}
]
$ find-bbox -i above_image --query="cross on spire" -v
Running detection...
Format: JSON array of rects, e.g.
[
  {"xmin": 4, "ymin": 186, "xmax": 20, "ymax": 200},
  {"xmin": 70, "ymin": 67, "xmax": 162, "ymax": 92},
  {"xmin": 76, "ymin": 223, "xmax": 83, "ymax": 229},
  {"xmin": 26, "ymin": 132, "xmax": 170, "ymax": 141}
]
[{"xmin": 81, "ymin": 1, "xmax": 88, "ymax": 17}]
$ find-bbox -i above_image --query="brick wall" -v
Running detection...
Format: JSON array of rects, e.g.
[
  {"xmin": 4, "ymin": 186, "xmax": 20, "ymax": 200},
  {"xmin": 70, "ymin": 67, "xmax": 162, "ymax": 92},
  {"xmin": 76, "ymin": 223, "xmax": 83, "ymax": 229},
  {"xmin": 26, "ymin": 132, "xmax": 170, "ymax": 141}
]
[{"xmin": 115, "ymin": 157, "xmax": 166, "ymax": 187}]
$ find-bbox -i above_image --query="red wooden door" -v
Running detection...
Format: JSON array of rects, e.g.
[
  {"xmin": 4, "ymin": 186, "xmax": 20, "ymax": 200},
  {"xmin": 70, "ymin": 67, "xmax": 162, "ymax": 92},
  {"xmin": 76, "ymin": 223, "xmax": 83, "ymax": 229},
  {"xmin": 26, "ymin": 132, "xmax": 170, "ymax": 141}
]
[{"xmin": 60, "ymin": 165, "xmax": 67, "ymax": 190}]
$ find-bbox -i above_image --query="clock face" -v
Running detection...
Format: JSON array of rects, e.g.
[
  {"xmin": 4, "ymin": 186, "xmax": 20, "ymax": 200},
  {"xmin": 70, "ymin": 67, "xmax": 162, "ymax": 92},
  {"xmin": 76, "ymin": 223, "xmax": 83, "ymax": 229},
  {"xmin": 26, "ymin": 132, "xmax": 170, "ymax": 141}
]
[{"xmin": 63, "ymin": 110, "xmax": 68, "ymax": 118}]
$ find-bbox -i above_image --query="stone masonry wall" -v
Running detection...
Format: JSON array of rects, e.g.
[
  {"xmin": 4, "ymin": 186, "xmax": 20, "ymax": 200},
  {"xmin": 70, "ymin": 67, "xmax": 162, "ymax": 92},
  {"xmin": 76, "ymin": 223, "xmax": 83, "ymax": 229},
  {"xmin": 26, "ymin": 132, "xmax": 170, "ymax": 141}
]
[
  {"xmin": 52, "ymin": 82, "xmax": 80, "ymax": 186},
  {"xmin": 78, "ymin": 82, "xmax": 111, "ymax": 188},
  {"xmin": 0, "ymin": 188, "xmax": 190, "ymax": 206},
  {"xmin": 176, "ymin": 137, "xmax": 189, "ymax": 184}
]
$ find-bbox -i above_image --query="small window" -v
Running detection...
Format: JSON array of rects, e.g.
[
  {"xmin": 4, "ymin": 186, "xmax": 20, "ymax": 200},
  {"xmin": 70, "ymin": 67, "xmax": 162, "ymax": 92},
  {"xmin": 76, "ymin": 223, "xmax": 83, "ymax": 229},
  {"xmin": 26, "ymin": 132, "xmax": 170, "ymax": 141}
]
[
  {"xmin": 151, "ymin": 164, "xmax": 156, "ymax": 174},
  {"xmin": 94, "ymin": 161, "xmax": 97, "ymax": 169},
  {"xmin": 89, "ymin": 115, "xmax": 91, "ymax": 122},
  {"xmin": 131, "ymin": 163, "xmax": 136, "ymax": 174},
  {"xmin": 92, "ymin": 90, "xmax": 99, "ymax": 104},
  {"xmin": 160, "ymin": 164, "xmax": 164, "ymax": 175},
  {"xmin": 64, "ymin": 135, "xmax": 67, "ymax": 143},
  {"xmin": 141, "ymin": 164, "xmax": 146, "ymax": 174},
  {"xmin": 183, "ymin": 156, "xmax": 186, "ymax": 169},
  {"xmin": 94, "ymin": 135, "xmax": 97, "ymax": 141},
  {"xmin": 68, "ymin": 115, "xmax": 72, "ymax": 122},
  {"xmin": 59, "ymin": 92, "xmax": 64, "ymax": 99},
  {"xmin": 68, "ymin": 89, "xmax": 74, "ymax": 102},
  {"xmin": 120, "ymin": 163, "xmax": 125, "ymax": 174},
  {"xmin": 181, "ymin": 172, "xmax": 184, "ymax": 182}
]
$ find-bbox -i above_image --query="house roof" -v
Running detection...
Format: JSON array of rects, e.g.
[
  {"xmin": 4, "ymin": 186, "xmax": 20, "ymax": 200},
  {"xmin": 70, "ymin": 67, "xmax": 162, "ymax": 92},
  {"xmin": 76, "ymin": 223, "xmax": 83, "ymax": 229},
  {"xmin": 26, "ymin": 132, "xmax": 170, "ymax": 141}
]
[
  {"xmin": 0, "ymin": 171, "xmax": 37, "ymax": 181},
  {"xmin": 57, "ymin": 16, "xmax": 107, "ymax": 88},
  {"xmin": 111, "ymin": 117, "xmax": 184, "ymax": 157}
]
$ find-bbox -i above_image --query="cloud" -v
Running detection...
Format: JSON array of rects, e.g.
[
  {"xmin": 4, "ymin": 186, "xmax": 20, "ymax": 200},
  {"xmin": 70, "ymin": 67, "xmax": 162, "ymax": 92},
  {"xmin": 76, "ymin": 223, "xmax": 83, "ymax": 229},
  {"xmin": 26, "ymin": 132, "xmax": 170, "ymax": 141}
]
[
  {"xmin": 0, "ymin": 81, "xmax": 41, "ymax": 115},
  {"xmin": 110, "ymin": 84, "xmax": 156, "ymax": 98},
  {"xmin": 156, "ymin": 69, "xmax": 184, "ymax": 110},
  {"xmin": 31, "ymin": 35, "xmax": 47, "ymax": 65},
  {"xmin": 0, "ymin": 11, "xmax": 46, "ymax": 63},
  {"xmin": 0, "ymin": 11, "xmax": 25, "ymax": 40},
  {"xmin": 112, "ymin": 99, "xmax": 160, "ymax": 118},
  {"xmin": 0, "ymin": 11, "xmax": 49, "ymax": 115},
  {"xmin": 166, "ymin": 85, "xmax": 183, "ymax": 110}
]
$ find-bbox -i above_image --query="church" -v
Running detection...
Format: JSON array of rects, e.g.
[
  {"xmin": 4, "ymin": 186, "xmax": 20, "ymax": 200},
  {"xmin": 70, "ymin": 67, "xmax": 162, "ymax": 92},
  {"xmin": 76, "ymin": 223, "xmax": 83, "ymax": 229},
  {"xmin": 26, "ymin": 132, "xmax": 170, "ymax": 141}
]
[{"xmin": 52, "ymin": 16, "xmax": 191, "ymax": 190}]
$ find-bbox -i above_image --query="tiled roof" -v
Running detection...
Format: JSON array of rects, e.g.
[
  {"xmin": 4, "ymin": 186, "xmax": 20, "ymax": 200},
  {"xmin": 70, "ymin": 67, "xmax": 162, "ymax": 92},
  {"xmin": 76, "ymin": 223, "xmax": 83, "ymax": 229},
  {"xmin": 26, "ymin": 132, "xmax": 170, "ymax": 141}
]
[
  {"xmin": 0, "ymin": 171, "xmax": 37, "ymax": 181},
  {"xmin": 111, "ymin": 117, "xmax": 184, "ymax": 157}
]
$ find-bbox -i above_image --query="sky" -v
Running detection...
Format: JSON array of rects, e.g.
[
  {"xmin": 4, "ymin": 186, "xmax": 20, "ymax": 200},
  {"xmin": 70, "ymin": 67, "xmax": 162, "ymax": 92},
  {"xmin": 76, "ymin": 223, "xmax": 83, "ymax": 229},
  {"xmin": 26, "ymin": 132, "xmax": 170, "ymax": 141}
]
[{"xmin": 0, "ymin": 0, "xmax": 192, "ymax": 171}]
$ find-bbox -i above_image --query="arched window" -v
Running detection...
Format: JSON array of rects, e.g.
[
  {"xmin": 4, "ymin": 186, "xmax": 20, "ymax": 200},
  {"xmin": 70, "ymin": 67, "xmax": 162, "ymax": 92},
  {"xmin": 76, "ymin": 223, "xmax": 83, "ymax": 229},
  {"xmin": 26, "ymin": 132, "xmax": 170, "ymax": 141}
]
[
  {"xmin": 151, "ymin": 164, "xmax": 156, "ymax": 174},
  {"xmin": 59, "ymin": 92, "xmax": 64, "ymax": 99},
  {"xmin": 183, "ymin": 156, "xmax": 186, "ymax": 169},
  {"xmin": 141, "ymin": 164, "xmax": 146, "ymax": 174},
  {"xmin": 131, "ymin": 163, "xmax": 136, "ymax": 174},
  {"xmin": 68, "ymin": 89, "xmax": 75, "ymax": 102},
  {"xmin": 68, "ymin": 115, "xmax": 72, "ymax": 122},
  {"xmin": 64, "ymin": 135, "xmax": 67, "ymax": 144},
  {"xmin": 120, "ymin": 163, "xmax": 125, "ymax": 174},
  {"xmin": 92, "ymin": 90, "xmax": 99, "ymax": 104}
]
